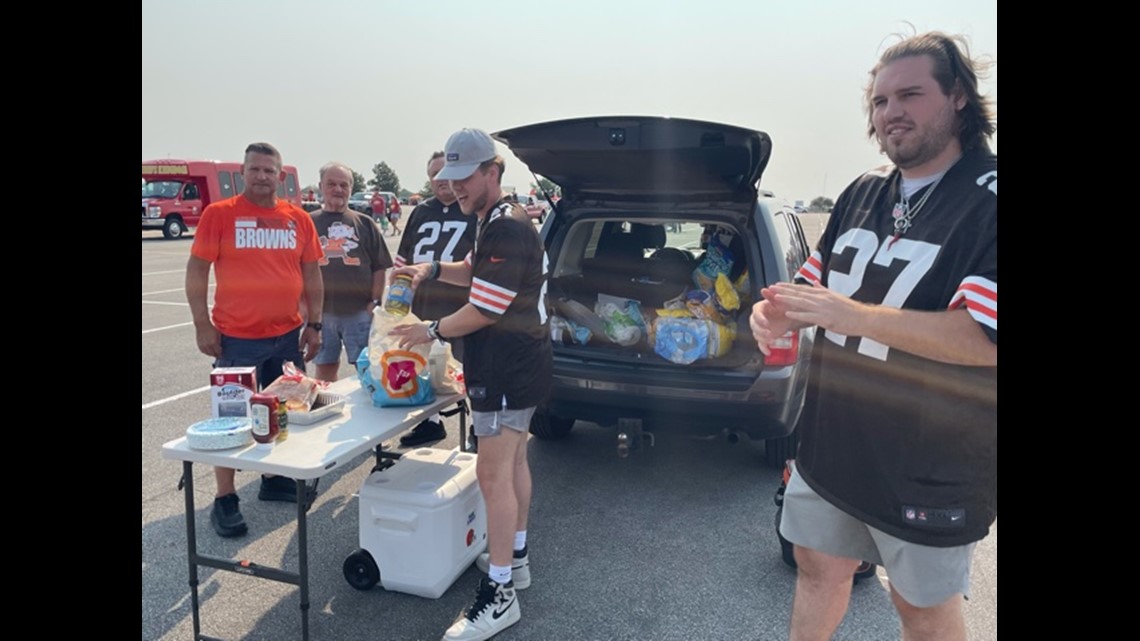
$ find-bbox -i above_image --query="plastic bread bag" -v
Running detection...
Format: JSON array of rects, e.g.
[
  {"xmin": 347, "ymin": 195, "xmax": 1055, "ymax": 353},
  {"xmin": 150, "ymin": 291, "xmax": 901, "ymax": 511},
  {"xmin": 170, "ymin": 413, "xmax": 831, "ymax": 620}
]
[
  {"xmin": 355, "ymin": 307, "xmax": 435, "ymax": 407},
  {"xmin": 263, "ymin": 361, "xmax": 326, "ymax": 411},
  {"xmin": 684, "ymin": 289, "xmax": 726, "ymax": 324}
]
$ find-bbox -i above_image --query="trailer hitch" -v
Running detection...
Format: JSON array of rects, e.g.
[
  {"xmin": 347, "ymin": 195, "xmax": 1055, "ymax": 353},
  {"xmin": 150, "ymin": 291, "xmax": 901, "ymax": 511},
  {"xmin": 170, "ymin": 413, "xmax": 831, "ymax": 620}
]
[{"xmin": 616, "ymin": 418, "xmax": 654, "ymax": 458}]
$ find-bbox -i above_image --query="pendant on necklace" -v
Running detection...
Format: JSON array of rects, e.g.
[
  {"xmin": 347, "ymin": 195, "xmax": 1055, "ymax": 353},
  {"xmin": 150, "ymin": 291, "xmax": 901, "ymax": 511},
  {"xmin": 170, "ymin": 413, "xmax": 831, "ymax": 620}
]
[
  {"xmin": 892, "ymin": 202, "xmax": 906, "ymax": 220},
  {"xmin": 442, "ymin": 206, "xmax": 449, "ymax": 213}
]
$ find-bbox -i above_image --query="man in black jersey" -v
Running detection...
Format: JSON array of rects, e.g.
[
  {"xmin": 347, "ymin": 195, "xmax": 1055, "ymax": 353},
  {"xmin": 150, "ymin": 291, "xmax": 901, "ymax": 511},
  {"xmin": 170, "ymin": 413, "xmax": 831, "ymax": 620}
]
[
  {"xmin": 751, "ymin": 32, "xmax": 996, "ymax": 641},
  {"xmin": 394, "ymin": 151, "xmax": 476, "ymax": 447},
  {"xmin": 390, "ymin": 128, "xmax": 551, "ymax": 641}
]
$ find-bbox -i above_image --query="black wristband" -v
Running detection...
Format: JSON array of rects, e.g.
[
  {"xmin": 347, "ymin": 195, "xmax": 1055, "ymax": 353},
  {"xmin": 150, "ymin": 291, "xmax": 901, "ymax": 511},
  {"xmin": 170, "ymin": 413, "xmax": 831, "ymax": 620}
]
[{"xmin": 428, "ymin": 260, "xmax": 441, "ymax": 281}]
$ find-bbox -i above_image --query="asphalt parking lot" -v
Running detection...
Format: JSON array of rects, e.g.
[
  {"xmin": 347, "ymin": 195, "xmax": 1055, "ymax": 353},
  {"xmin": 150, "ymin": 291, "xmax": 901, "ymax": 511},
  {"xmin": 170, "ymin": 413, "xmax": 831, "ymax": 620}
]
[{"xmin": 141, "ymin": 215, "xmax": 996, "ymax": 641}]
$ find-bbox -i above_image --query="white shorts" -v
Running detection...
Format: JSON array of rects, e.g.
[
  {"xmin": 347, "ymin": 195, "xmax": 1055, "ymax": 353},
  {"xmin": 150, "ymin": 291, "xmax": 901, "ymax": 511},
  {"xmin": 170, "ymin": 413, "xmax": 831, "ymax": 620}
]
[{"xmin": 472, "ymin": 407, "xmax": 536, "ymax": 437}]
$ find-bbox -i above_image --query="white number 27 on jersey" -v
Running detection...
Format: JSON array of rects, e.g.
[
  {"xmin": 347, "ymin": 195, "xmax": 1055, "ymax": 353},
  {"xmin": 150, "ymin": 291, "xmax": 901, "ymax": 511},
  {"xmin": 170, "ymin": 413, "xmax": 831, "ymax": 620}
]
[{"xmin": 824, "ymin": 228, "xmax": 940, "ymax": 361}]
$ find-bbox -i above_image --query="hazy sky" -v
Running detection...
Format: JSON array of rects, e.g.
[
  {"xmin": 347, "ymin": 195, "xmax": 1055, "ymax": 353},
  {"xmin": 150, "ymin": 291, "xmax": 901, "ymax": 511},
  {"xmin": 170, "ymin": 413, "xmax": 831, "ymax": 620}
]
[{"xmin": 141, "ymin": 0, "xmax": 996, "ymax": 203}]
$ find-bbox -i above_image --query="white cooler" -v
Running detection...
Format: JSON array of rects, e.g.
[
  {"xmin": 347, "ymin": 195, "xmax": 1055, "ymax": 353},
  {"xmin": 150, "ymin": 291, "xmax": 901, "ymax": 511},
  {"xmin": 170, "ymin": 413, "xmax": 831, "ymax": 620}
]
[{"xmin": 348, "ymin": 447, "xmax": 487, "ymax": 598}]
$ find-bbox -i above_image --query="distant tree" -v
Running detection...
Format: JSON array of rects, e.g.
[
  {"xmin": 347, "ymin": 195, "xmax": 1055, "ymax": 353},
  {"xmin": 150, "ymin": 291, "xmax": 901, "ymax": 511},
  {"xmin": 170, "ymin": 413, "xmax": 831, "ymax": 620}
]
[
  {"xmin": 367, "ymin": 162, "xmax": 401, "ymax": 194},
  {"xmin": 418, "ymin": 180, "xmax": 434, "ymax": 198},
  {"xmin": 351, "ymin": 171, "xmax": 367, "ymax": 194},
  {"xmin": 810, "ymin": 196, "xmax": 834, "ymax": 213},
  {"xmin": 530, "ymin": 176, "xmax": 560, "ymax": 199}
]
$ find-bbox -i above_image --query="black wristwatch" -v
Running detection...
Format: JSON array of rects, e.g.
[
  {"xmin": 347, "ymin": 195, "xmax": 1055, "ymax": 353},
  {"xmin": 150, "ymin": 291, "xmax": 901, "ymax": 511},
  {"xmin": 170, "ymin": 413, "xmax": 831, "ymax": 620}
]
[{"xmin": 306, "ymin": 322, "xmax": 323, "ymax": 331}]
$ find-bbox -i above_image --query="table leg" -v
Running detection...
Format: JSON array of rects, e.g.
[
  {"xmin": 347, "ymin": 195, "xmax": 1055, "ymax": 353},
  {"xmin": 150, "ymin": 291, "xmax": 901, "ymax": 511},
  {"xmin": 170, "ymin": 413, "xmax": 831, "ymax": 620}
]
[
  {"xmin": 296, "ymin": 479, "xmax": 311, "ymax": 641},
  {"xmin": 182, "ymin": 461, "xmax": 205, "ymax": 640}
]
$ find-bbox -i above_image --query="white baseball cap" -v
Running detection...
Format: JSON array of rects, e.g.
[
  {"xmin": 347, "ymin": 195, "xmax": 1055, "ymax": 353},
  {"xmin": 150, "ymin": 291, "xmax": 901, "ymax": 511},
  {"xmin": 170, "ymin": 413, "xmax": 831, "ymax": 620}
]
[{"xmin": 434, "ymin": 128, "xmax": 497, "ymax": 181}]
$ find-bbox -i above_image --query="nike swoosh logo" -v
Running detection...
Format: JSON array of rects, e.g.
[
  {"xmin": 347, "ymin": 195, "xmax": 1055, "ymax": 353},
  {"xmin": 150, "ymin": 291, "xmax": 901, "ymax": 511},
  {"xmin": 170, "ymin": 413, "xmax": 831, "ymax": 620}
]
[
  {"xmin": 491, "ymin": 597, "xmax": 515, "ymax": 620},
  {"xmin": 950, "ymin": 515, "xmax": 962, "ymax": 521},
  {"xmin": 489, "ymin": 256, "xmax": 506, "ymax": 263}
]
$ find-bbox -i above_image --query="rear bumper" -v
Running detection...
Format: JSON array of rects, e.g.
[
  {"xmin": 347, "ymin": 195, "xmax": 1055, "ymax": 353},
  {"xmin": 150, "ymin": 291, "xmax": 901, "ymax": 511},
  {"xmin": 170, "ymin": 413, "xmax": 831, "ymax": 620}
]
[{"xmin": 545, "ymin": 361, "xmax": 804, "ymax": 439}]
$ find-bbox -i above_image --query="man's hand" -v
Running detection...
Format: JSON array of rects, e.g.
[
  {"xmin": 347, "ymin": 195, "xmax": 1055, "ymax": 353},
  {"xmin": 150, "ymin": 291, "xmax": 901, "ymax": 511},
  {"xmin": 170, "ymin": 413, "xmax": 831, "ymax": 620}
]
[
  {"xmin": 391, "ymin": 262, "xmax": 432, "ymax": 287},
  {"xmin": 388, "ymin": 322, "xmax": 432, "ymax": 350},
  {"xmin": 750, "ymin": 291, "xmax": 796, "ymax": 357},
  {"xmin": 301, "ymin": 326, "xmax": 322, "ymax": 362},
  {"xmin": 194, "ymin": 322, "xmax": 222, "ymax": 358},
  {"xmin": 767, "ymin": 281, "xmax": 866, "ymax": 336}
]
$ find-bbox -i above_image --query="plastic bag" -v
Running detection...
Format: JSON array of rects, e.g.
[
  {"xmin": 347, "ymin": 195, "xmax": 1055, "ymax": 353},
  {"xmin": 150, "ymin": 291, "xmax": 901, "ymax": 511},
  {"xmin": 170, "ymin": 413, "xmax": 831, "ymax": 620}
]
[
  {"xmin": 554, "ymin": 298, "xmax": 611, "ymax": 344},
  {"xmin": 356, "ymin": 307, "xmax": 435, "ymax": 407},
  {"xmin": 264, "ymin": 362, "xmax": 325, "ymax": 411},
  {"xmin": 653, "ymin": 317, "xmax": 735, "ymax": 364},
  {"xmin": 595, "ymin": 294, "xmax": 646, "ymax": 347},
  {"xmin": 692, "ymin": 233, "xmax": 735, "ymax": 291}
]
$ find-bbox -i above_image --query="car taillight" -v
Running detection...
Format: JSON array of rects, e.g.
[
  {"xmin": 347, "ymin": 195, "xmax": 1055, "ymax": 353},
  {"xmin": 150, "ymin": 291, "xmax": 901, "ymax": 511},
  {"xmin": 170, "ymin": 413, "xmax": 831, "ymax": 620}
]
[{"xmin": 765, "ymin": 330, "xmax": 799, "ymax": 367}]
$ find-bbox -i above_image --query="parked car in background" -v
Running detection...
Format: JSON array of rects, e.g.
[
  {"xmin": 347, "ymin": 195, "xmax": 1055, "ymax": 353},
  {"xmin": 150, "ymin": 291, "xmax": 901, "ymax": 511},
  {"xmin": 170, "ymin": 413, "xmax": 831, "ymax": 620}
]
[
  {"xmin": 348, "ymin": 191, "xmax": 374, "ymax": 214},
  {"xmin": 517, "ymin": 194, "xmax": 551, "ymax": 223},
  {"xmin": 493, "ymin": 116, "xmax": 813, "ymax": 466}
]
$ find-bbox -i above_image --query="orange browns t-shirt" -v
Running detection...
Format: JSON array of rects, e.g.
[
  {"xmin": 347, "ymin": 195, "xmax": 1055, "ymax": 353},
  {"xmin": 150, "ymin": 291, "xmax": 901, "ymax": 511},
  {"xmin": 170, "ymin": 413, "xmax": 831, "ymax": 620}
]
[{"xmin": 190, "ymin": 195, "xmax": 324, "ymax": 339}]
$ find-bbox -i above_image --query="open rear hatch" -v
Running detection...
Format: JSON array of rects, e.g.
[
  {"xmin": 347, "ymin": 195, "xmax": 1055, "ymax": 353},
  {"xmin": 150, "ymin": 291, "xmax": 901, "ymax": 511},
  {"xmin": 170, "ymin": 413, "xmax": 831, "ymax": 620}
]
[{"xmin": 492, "ymin": 116, "xmax": 771, "ymax": 202}]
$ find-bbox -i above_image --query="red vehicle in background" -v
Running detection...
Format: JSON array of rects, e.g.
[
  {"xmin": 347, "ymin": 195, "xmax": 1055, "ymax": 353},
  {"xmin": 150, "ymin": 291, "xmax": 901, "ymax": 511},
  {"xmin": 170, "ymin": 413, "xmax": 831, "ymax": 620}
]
[{"xmin": 142, "ymin": 159, "xmax": 303, "ymax": 239}]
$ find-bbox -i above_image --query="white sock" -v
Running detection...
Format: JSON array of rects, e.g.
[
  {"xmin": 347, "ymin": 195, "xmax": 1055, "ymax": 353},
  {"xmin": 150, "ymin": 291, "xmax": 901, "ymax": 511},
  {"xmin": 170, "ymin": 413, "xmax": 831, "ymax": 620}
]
[
  {"xmin": 488, "ymin": 563, "xmax": 512, "ymax": 585},
  {"xmin": 514, "ymin": 531, "xmax": 527, "ymax": 552}
]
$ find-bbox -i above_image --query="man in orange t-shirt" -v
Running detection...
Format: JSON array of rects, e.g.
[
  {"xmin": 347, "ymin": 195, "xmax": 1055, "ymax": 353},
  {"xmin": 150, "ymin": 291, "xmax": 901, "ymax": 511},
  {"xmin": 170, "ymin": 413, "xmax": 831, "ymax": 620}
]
[{"xmin": 185, "ymin": 141, "xmax": 325, "ymax": 538}]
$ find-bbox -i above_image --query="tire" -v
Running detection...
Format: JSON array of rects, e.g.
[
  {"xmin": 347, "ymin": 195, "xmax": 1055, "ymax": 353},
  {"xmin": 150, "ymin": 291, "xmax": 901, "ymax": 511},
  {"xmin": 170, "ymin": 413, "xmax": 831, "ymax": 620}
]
[
  {"xmin": 764, "ymin": 429, "xmax": 798, "ymax": 468},
  {"xmin": 774, "ymin": 506, "xmax": 797, "ymax": 569},
  {"xmin": 529, "ymin": 410, "xmax": 575, "ymax": 440},
  {"xmin": 162, "ymin": 216, "xmax": 185, "ymax": 240},
  {"xmin": 343, "ymin": 549, "xmax": 380, "ymax": 591}
]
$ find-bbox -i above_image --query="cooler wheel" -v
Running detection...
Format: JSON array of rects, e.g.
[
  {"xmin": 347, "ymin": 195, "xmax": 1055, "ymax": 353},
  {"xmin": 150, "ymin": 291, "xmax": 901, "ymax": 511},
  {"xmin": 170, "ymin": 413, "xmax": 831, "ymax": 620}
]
[{"xmin": 343, "ymin": 549, "xmax": 380, "ymax": 591}]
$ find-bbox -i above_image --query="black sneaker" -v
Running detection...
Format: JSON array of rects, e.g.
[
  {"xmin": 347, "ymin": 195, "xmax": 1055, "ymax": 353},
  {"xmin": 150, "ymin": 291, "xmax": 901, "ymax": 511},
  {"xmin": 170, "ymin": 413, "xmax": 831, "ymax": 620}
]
[
  {"xmin": 211, "ymin": 493, "xmax": 248, "ymax": 538},
  {"xmin": 399, "ymin": 419, "xmax": 446, "ymax": 447},
  {"xmin": 442, "ymin": 576, "xmax": 519, "ymax": 641},
  {"xmin": 258, "ymin": 475, "xmax": 314, "ymax": 503}
]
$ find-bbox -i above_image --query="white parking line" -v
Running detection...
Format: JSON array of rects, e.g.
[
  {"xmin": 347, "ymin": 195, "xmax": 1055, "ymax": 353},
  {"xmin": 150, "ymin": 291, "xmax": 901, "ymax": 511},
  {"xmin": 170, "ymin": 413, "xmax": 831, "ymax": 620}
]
[
  {"xmin": 143, "ymin": 301, "xmax": 191, "ymax": 307},
  {"xmin": 142, "ymin": 269, "xmax": 186, "ymax": 276},
  {"xmin": 142, "ymin": 321, "xmax": 194, "ymax": 334},
  {"xmin": 142, "ymin": 385, "xmax": 210, "ymax": 410}
]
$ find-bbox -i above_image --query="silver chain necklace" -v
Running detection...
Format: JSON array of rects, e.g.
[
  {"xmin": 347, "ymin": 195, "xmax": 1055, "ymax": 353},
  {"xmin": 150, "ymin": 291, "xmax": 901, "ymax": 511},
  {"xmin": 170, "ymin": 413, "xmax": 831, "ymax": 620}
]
[{"xmin": 889, "ymin": 156, "xmax": 962, "ymax": 247}]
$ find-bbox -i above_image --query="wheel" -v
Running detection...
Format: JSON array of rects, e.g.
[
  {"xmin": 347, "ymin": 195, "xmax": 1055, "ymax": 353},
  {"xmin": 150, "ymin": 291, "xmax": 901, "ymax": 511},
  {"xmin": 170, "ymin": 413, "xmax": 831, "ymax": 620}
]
[
  {"xmin": 162, "ymin": 216, "xmax": 184, "ymax": 239},
  {"xmin": 529, "ymin": 410, "xmax": 575, "ymax": 440},
  {"xmin": 343, "ymin": 549, "xmax": 380, "ymax": 591},
  {"xmin": 774, "ymin": 506, "xmax": 797, "ymax": 569},
  {"xmin": 853, "ymin": 561, "xmax": 878, "ymax": 583}
]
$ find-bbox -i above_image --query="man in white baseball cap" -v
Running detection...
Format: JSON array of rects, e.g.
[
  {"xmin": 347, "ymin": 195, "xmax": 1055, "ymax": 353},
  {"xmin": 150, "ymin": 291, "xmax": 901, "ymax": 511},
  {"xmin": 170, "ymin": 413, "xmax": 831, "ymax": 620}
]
[
  {"xmin": 389, "ymin": 126, "xmax": 552, "ymax": 641},
  {"xmin": 433, "ymin": 128, "xmax": 499, "ymax": 181}
]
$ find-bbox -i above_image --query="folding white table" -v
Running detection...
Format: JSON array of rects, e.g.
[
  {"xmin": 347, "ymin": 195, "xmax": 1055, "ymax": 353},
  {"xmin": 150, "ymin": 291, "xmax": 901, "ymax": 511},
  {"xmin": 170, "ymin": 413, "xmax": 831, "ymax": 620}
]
[{"xmin": 161, "ymin": 377, "xmax": 468, "ymax": 641}]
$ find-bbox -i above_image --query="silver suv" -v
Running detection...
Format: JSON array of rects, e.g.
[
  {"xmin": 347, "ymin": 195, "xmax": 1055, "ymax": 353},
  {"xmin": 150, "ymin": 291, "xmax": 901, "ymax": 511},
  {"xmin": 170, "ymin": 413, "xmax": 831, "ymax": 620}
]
[{"xmin": 493, "ymin": 116, "xmax": 814, "ymax": 465}]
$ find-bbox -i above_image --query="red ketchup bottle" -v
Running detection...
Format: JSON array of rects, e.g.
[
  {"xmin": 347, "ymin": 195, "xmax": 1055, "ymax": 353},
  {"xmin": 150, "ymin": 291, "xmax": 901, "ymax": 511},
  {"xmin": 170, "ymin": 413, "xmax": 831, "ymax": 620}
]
[{"xmin": 250, "ymin": 393, "xmax": 280, "ymax": 444}]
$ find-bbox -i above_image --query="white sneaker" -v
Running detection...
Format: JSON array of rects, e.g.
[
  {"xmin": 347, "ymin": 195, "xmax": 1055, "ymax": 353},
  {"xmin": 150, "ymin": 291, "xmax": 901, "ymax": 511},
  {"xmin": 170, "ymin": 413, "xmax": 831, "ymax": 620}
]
[
  {"xmin": 474, "ymin": 549, "xmax": 530, "ymax": 589},
  {"xmin": 442, "ymin": 577, "xmax": 520, "ymax": 641}
]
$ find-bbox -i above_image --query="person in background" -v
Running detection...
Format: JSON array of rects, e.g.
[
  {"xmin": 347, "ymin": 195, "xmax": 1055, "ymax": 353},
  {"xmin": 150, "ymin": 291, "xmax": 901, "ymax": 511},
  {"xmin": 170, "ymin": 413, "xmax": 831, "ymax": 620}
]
[
  {"xmin": 394, "ymin": 150, "xmax": 476, "ymax": 447},
  {"xmin": 310, "ymin": 162, "xmax": 393, "ymax": 382}
]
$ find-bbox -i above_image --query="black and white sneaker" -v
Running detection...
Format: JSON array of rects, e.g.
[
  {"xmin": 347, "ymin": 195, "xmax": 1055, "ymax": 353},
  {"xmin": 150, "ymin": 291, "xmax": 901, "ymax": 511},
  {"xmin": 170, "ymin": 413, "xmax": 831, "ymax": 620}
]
[
  {"xmin": 474, "ymin": 547, "xmax": 530, "ymax": 589},
  {"xmin": 442, "ymin": 576, "xmax": 520, "ymax": 641}
]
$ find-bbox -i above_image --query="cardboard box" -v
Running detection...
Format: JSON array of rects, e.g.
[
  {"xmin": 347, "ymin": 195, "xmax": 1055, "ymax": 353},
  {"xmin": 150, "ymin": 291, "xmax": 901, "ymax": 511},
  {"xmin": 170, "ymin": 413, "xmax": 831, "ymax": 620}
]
[{"xmin": 210, "ymin": 367, "xmax": 257, "ymax": 418}]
